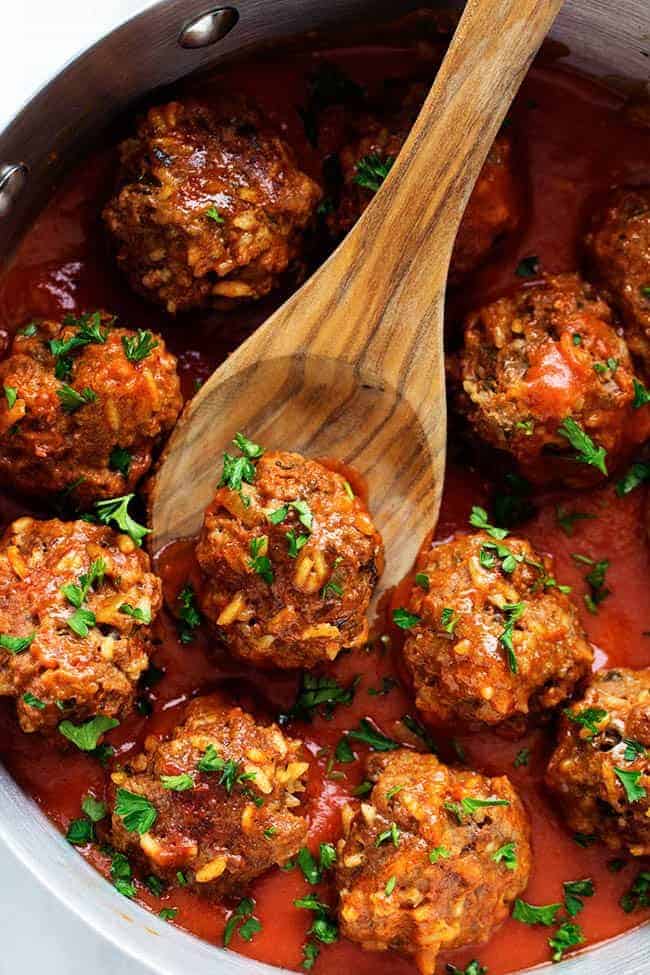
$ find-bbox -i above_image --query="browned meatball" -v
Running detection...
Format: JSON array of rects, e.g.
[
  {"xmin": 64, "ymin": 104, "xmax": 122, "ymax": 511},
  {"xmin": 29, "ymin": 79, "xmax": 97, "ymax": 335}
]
[
  {"xmin": 401, "ymin": 531, "xmax": 593, "ymax": 731},
  {"xmin": 0, "ymin": 516, "xmax": 161, "ymax": 733},
  {"xmin": 329, "ymin": 83, "xmax": 520, "ymax": 283},
  {"xmin": 196, "ymin": 443, "xmax": 384, "ymax": 669},
  {"xmin": 546, "ymin": 668, "xmax": 650, "ymax": 856},
  {"xmin": 0, "ymin": 313, "xmax": 182, "ymax": 506},
  {"xmin": 110, "ymin": 694, "xmax": 309, "ymax": 893},
  {"xmin": 584, "ymin": 186, "xmax": 650, "ymax": 375},
  {"xmin": 103, "ymin": 99, "xmax": 322, "ymax": 314},
  {"xmin": 454, "ymin": 273, "xmax": 650, "ymax": 486},
  {"xmin": 336, "ymin": 749, "xmax": 531, "ymax": 974}
]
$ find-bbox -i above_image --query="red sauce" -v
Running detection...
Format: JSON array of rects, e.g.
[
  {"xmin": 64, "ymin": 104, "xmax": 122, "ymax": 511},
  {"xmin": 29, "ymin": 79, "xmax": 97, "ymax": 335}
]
[{"xmin": 0, "ymin": 37, "xmax": 649, "ymax": 975}]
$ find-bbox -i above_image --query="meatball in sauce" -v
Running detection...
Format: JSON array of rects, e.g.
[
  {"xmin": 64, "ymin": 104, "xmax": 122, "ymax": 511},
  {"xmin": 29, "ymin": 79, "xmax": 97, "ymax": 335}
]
[
  {"xmin": 196, "ymin": 443, "xmax": 384, "ymax": 669},
  {"xmin": 336, "ymin": 749, "xmax": 531, "ymax": 974},
  {"xmin": 0, "ymin": 516, "xmax": 161, "ymax": 733},
  {"xmin": 104, "ymin": 99, "xmax": 323, "ymax": 314}
]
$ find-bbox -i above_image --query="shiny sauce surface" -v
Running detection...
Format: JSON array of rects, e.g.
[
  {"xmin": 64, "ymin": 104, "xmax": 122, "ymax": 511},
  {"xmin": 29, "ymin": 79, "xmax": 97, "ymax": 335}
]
[{"xmin": 0, "ymin": 39, "xmax": 649, "ymax": 975}]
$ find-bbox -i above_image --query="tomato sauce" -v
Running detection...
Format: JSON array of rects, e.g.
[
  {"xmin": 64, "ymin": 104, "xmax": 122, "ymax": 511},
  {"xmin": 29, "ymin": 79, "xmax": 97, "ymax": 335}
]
[{"xmin": 0, "ymin": 31, "xmax": 649, "ymax": 975}]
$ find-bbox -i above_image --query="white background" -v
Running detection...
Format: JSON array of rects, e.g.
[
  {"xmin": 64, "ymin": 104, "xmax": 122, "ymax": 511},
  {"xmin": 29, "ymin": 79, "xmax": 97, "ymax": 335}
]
[{"xmin": 2, "ymin": 8, "xmax": 152, "ymax": 973}]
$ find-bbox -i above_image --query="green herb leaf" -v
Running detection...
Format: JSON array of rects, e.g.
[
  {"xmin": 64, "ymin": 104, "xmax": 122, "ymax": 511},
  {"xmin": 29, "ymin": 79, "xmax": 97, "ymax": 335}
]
[
  {"xmin": 555, "ymin": 505, "xmax": 595, "ymax": 536},
  {"xmin": 177, "ymin": 583, "xmax": 201, "ymax": 643},
  {"xmin": 161, "ymin": 773, "xmax": 195, "ymax": 792},
  {"xmin": 446, "ymin": 962, "xmax": 487, "ymax": 975},
  {"xmin": 620, "ymin": 870, "xmax": 650, "ymax": 913},
  {"xmin": 354, "ymin": 153, "xmax": 395, "ymax": 193},
  {"xmin": 375, "ymin": 822, "xmax": 400, "ymax": 847},
  {"xmin": 82, "ymin": 795, "xmax": 108, "ymax": 822},
  {"xmin": 632, "ymin": 378, "xmax": 650, "ymax": 408},
  {"xmin": 115, "ymin": 788, "xmax": 158, "ymax": 834},
  {"xmin": 297, "ymin": 847, "xmax": 321, "ymax": 885},
  {"xmin": 249, "ymin": 535, "xmax": 274, "ymax": 584},
  {"xmin": 492, "ymin": 842, "xmax": 517, "ymax": 871},
  {"xmin": 548, "ymin": 921, "xmax": 585, "ymax": 961},
  {"xmin": 429, "ymin": 846, "xmax": 451, "ymax": 863},
  {"xmin": 59, "ymin": 715, "xmax": 119, "ymax": 751},
  {"xmin": 623, "ymin": 738, "xmax": 646, "ymax": 762},
  {"xmin": 119, "ymin": 603, "xmax": 152, "ymax": 625},
  {"xmin": 122, "ymin": 330, "xmax": 158, "ymax": 363},
  {"xmin": 384, "ymin": 875, "xmax": 397, "ymax": 896},
  {"xmin": 614, "ymin": 767, "xmax": 647, "ymax": 803},
  {"xmin": 469, "ymin": 505, "xmax": 509, "ymax": 540},
  {"xmin": 109, "ymin": 446, "xmax": 132, "ymax": 478},
  {"xmin": 206, "ymin": 206, "xmax": 225, "ymax": 224},
  {"xmin": 95, "ymin": 494, "xmax": 150, "ymax": 546},
  {"xmin": 223, "ymin": 897, "xmax": 262, "ymax": 947},
  {"xmin": 159, "ymin": 908, "xmax": 178, "ymax": 921},
  {"xmin": 564, "ymin": 706, "xmax": 608, "ymax": 738},
  {"xmin": 440, "ymin": 607, "xmax": 460, "ymax": 634},
  {"xmin": 284, "ymin": 673, "xmax": 358, "ymax": 721},
  {"xmin": 401, "ymin": 714, "xmax": 437, "ymax": 753},
  {"xmin": 4, "ymin": 386, "xmax": 17, "ymax": 409},
  {"xmin": 0, "ymin": 632, "xmax": 35, "ymax": 654},
  {"xmin": 66, "ymin": 818, "xmax": 94, "ymax": 845},
  {"xmin": 563, "ymin": 878, "xmax": 594, "ymax": 917},
  {"xmin": 57, "ymin": 384, "xmax": 97, "ymax": 413},
  {"xmin": 347, "ymin": 718, "xmax": 400, "ymax": 751},
  {"xmin": 512, "ymin": 898, "xmax": 562, "ymax": 926},
  {"xmin": 67, "ymin": 606, "xmax": 96, "ymax": 637},
  {"xmin": 499, "ymin": 601, "xmax": 526, "ymax": 673},
  {"xmin": 616, "ymin": 461, "xmax": 650, "ymax": 497},
  {"xmin": 22, "ymin": 692, "xmax": 46, "ymax": 710},
  {"xmin": 557, "ymin": 418, "xmax": 607, "ymax": 475},
  {"xmin": 392, "ymin": 608, "xmax": 421, "ymax": 630},
  {"xmin": 514, "ymin": 748, "xmax": 530, "ymax": 768}
]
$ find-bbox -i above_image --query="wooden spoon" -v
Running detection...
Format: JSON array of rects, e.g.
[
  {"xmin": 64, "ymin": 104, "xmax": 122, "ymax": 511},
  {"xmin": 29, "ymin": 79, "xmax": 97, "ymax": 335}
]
[{"xmin": 150, "ymin": 0, "xmax": 563, "ymax": 594}]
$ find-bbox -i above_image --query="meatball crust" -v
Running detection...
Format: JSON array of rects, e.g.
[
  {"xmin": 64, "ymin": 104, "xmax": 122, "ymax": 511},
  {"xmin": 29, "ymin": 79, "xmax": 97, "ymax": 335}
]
[
  {"xmin": 0, "ymin": 516, "xmax": 161, "ymax": 733},
  {"xmin": 0, "ymin": 313, "xmax": 182, "ymax": 506},
  {"xmin": 455, "ymin": 273, "xmax": 649, "ymax": 486},
  {"xmin": 584, "ymin": 186, "xmax": 650, "ymax": 375},
  {"xmin": 196, "ymin": 449, "xmax": 384, "ymax": 669},
  {"xmin": 110, "ymin": 694, "xmax": 309, "ymax": 894},
  {"xmin": 103, "ymin": 99, "xmax": 322, "ymax": 314},
  {"xmin": 336, "ymin": 750, "xmax": 531, "ymax": 974},
  {"xmin": 329, "ymin": 83, "xmax": 520, "ymax": 282},
  {"xmin": 401, "ymin": 532, "xmax": 593, "ymax": 730},
  {"xmin": 546, "ymin": 668, "xmax": 650, "ymax": 856}
]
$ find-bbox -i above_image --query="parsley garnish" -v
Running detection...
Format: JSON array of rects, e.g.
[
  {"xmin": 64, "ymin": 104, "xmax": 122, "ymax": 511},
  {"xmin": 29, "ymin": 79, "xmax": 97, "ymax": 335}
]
[
  {"xmin": 632, "ymin": 378, "xmax": 650, "ymax": 408},
  {"xmin": 197, "ymin": 744, "xmax": 254, "ymax": 793},
  {"xmin": 571, "ymin": 553, "xmax": 610, "ymax": 612},
  {"xmin": 512, "ymin": 898, "xmax": 562, "ymax": 926},
  {"xmin": 563, "ymin": 878, "xmax": 594, "ymax": 917},
  {"xmin": 564, "ymin": 706, "xmax": 608, "ymax": 737},
  {"xmin": 392, "ymin": 608, "xmax": 420, "ymax": 629},
  {"xmin": 177, "ymin": 584, "xmax": 201, "ymax": 643},
  {"xmin": 66, "ymin": 606, "xmax": 96, "ymax": 637},
  {"xmin": 0, "ymin": 632, "xmax": 34, "ymax": 654},
  {"xmin": 616, "ymin": 461, "xmax": 650, "ymax": 497},
  {"xmin": 18, "ymin": 323, "xmax": 38, "ymax": 337},
  {"xmin": 401, "ymin": 714, "xmax": 437, "ymax": 753},
  {"xmin": 206, "ymin": 206, "xmax": 225, "ymax": 224},
  {"xmin": 469, "ymin": 505, "xmax": 509, "ymax": 539},
  {"xmin": 548, "ymin": 921, "xmax": 585, "ymax": 961},
  {"xmin": 119, "ymin": 603, "xmax": 151, "ymax": 624},
  {"xmin": 440, "ymin": 607, "xmax": 460, "ymax": 634},
  {"xmin": 557, "ymin": 418, "xmax": 607, "ymax": 475},
  {"xmin": 22, "ymin": 692, "xmax": 45, "ymax": 710},
  {"xmin": 614, "ymin": 767, "xmax": 646, "ymax": 803},
  {"xmin": 59, "ymin": 715, "xmax": 119, "ymax": 751},
  {"xmin": 620, "ymin": 870, "xmax": 650, "ymax": 913},
  {"xmin": 3, "ymin": 386, "xmax": 17, "ymax": 409},
  {"xmin": 66, "ymin": 818, "xmax": 94, "ymax": 846},
  {"xmin": 249, "ymin": 535, "xmax": 274, "ymax": 584},
  {"xmin": 223, "ymin": 897, "xmax": 262, "ymax": 946},
  {"xmin": 95, "ymin": 494, "xmax": 150, "ymax": 546},
  {"xmin": 284, "ymin": 673, "xmax": 358, "ymax": 721},
  {"xmin": 57, "ymin": 384, "xmax": 97, "ymax": 413},
  {"xmin": 555, "ymin": 505, "xmax": 595, "ymax": 536},
  {"xmin": 623, "ymin": 738, "xmax": 646, "ymax": 761},
  {"xmin": 110, "ymin": 851, "xmax": 136, "ymax": 898},
  {"xmin": 122, "ymin": 330, "xmax": 158, "ymax": 363},
  {"xmin": 159, "ymin": 908, "xmax": 178, "ymax": 921},
  {"xmin": 49, "ymin": 312, "xmax": 109, "ymax": 377},
  {"xmin": 492, "ymin": 842, "xmax": 517, "ymax": 871},
  {"xmin": 286, "ymin": 530, "xmax": 309, "ymax": 558},
  {"xmin": 446, "ymin": 962, "xmax": 487, "ymax": 975},
  {"xmin": 347, "ymin": 718, "xmax": 399, "ymax": 752},
  {"xmin": 115, "ymin": 788, "xmax": 158, "ymax": 834},
  {"xmin": 161, "ymin": 773, "xmax": 195, "ymax": 792},
  {"xmin": 109, "ymin": 446, "xmax": 132, "ymax": 478},
  {"xmin": 415, "ymin": 572, "xmax": 430, "ymax": 591},
  {"xmin": 499, "ymin": 602, "xmax": 526, "ymax": 673},
  {"xmin": 82, "ymin": 795, "xmax": 107, "ymax": 822},
  {"xmin": 375, "ymin": 822, "xmax": 400, "ymax": 847},
  {"xmin": 429, "ymin": 846, "xmax": 451, "ymax": 863},
  {"xmin": 445, "ymin": 796, "xmax": 510, "ymax": 823},
  {"xmin": 354, "ymin": 153, "xmax": 395, "ymax": 193},
  {"xmin": 514, "ymin": 748, "xmax": 530, "ymax": 768},
  {"xmin": 219, "ymin": 433, "xmax": 263, "ymax": 501}
]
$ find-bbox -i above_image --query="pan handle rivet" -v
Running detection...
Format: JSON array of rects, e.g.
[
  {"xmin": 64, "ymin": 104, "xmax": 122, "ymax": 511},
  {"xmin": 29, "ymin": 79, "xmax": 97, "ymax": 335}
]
[
  {"xmin": 178, "ymin": 7, "xmax": 238, "ymax": 49},
  {"xmin": 0, "ymin": 163, "xmax": 28, "ymax": 219}
]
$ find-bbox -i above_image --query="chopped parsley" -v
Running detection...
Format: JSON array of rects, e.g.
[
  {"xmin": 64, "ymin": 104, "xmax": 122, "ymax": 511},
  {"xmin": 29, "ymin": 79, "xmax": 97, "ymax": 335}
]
[
  {"xmin": 3, "ymin": 386, "xmax": 17, "ymax": 409},
  {"xmin": 445, "ymin": 796, "xmax": 510, "ymax": 823},
  {"xmin": 446, "ymin": 962, "xmax": 487, "ymax": 975},
  {"xmin": 384, "ymin": 875, "xmax": 397, "ymax": 896},
  {"xmin": 110, "ymin": 851, "xmax": 136, "ymax": 899},
  {"xmin": 499, "ymin": 601, "xmax": 526, "ymax": 673},
  {"xmin": 59, "ymin": 715, "xmax": 119, "ymax": 751},
  {"xmin": 49, "ymin": 311, "xmax": 110, "ymax": 378},
  {"xmin": 480, "ymin": 541, "xmax": 523, "ymax": 574},
  {"xmin": 177, "ymin": 584, "xmax": 202, "ymax": 643},
  {"xmin": 109, "ymin": 446, "xmax": 132, "ymax": 478},
  {"xmin": 219, "ymin": 432, "xmax": 263, "ymax": 501},
  {"xmin": 515, "ymin": 255, "xmax": 540, "ymax": 278},
  {"xmin": 571, "ymin": 553, "xmax": 610, "ymax": 612},
  {"xmin": 119, "ymin": 603, "xmax": 151, "ymax": 624},
  {"xmin": 22, "ymin": 692, "xmax": 45, "ymax": 710},
  {"xmin": 57, "ymin": 383, "xmax": 97, "ymax": 413},
  {"xmin": 557, "ymin": 418, "xmax": 607, "ymax": 475},
  {"xmin": 223, "ymin": 897, "xmax": 262, "ymax": 947},
  {"xmin": 62, "ymin": 558, "xmax": 105, "ymax": 609},
  {"xmin": 66, "ymin": 607, "xmax": 96, "ymax": 637},
  {"xmin": 347, "ymin": 718, "xmax": 399, "ymax": 752},
  {"xmin": 593, "ymin": 358, "xmax": 619, "ymax": 375},
  {"xmin": 66, "ymin": 817, "xmax": 95, "ymax": 846},
  {"xmin": 632, "ymin": 378, "xmax": 650, "ymax": 408},
  {"xmin": 564, "ymin": 706, "xmax": 608, "ymax": 738},
  {"xmin": 623, "ymin": 738, "xmax": 646, "ymax": 761},
  {"xmin": 563, "ymin": 878, "xmax": 594, "ymax": 917},
  {"xmin": 469, "ymin": 505, "xmax": 509, "ymax": 539},
  {"xmin": 375, "ymin": 822, "xmax": 400, "ymax": 847},
  {"xmin": 114, "ymin": 788, "xmax": 158, "ymax": 834},
  {"xmin": 492, "ymin": 842, "xmax": 517, "ymax": 871},
  {"xmin": 161, "ymin": 773, "xmax": 195, "ymax": 792},
  {"xmin": 555, "ymin": 505, "xmax": 595, "ymax": 536},
  {"xmin": 354, "ymin": 152, "xmax": 395, "ymax": 193},
  {"xmin": 616, "ymin": 460, "xmax": 650, "ymax": 497},
  {"xmin": 286, "ymin": 530, "xmax": 309, "ymax": 558},
  {"xmin": 18, "ymin": 323, "xmax": 38, "ymax": 337},
  {"xmin": 401, "ymin": 714, "xmax": 437, "ymax": 753},
  {"xmin": 440, "ymin": 607, "xmax": 460, "ymax": 634},
  {"xmin": 620, "ymin": 870, "xmax": 650, "ymax": 913},
  {"xmin": 392, "ymin": 608, "xmax": 421, "ymax": 629},
  {"xmin": 121, "ymin": 330, "xmax": 158, "ymax": 363},
  {"xmin": 335, "ymin": 737, "xmax": 356, "ymax": 763},
  {"xmin": 206, "ymin": 206, "xmax": 225, "ymax": 224},
  {"xmin": 284, "ymin": 673, "xmax": 358, "ymax": 721},
  {"xmin": 0, "ymin": 632, "xmax": 35, "ymax": 654},
  {"xmin": 614, "ymin": 767, "xmax": 647, "ymax": 803},
  {"xmin": 514, "ymin": 748, "xmax": 530, "ymax": 768},
  {"xmin": 429, "ymin": 846, "xmax": 451, "ymax": 863},
  {"xmin": 95, "ymin": 494, "xmax": 150, "ymax": 546},
  {"xmin": 197, "ymin": 744, "xmax": 254, "ymax": 793},
  {"xmin": 82, "ymin": 795, "xmax": 107, "ymax": 822},
  {"xmin": 415, "ymin": 572, "xmax": 430, "ymax": 591},
  {"xmin": 512, "ymin": 898, "xmax": 562, "ymax": 926},
  {"xmin": 249, "ymin": 535, "xmax": 274, "ymax": 584},
  {"xmin": 159, "ymin": 908, "xmax": 178, "ymax": 921},
  {"xmin": 548, "ymin": 921, "xmax": 585, "ymax": 961},
  {"xmin": 297, "ymin": 848, "xmax": 321, "ymax": 885}
]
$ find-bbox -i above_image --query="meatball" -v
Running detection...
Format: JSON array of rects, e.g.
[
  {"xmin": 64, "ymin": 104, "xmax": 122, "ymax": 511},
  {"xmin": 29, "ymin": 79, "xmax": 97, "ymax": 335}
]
[
  {"xmin": 336, "ymin": 749, "xmax": 531, "ymax": 974},
  {"xmin": 329, "ymin": 83, "xmax": 520, "ymax": 283},
  {"xmin": 0, "ymin": 313, "xmax": 182, "ymax": 506},
  {"xmin": 110, "ymin": 694, "xmax": 309, "ymax": 893},
  {"xmin": 103, "ymin": 99, "xmax": 323, "ymax": 314},
  {"xmin": 401, "ymin": 531, "xmax": 593, "ymax": 730},
  {"xmin": 546, "ymin": 668, "xmax": 650, "ymax": 856},
  {"xmin": 0, "ymin": 516, "xmax": 161, "ymax": 733},
  {"xmin": 584, "ymin": 186, "xmax": 650, "ymax": 375},
  {"xmin": 455, "ymin": 273, "xmax": 649, "ymax": 486},
  {"xmin": 196, "ymin": 445, "xmax": 384, "ymax": 669}
]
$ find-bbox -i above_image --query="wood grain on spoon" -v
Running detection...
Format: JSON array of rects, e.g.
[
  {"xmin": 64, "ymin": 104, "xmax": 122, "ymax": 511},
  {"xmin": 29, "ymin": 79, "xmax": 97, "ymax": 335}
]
[{"xmin": 150, "ymin": 0, "xmax": 563, "ymax": 593}]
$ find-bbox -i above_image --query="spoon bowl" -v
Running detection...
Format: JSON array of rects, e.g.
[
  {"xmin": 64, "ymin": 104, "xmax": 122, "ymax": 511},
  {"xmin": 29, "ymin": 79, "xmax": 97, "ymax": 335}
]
[{"xmin": 150, "ymin": 0, "xmax": 564, "ymax": 595}]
